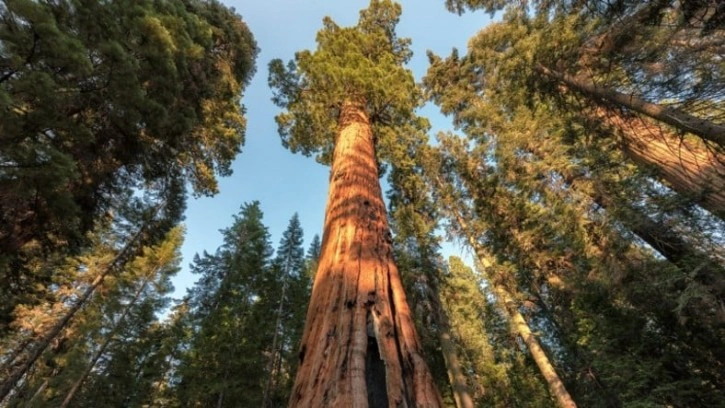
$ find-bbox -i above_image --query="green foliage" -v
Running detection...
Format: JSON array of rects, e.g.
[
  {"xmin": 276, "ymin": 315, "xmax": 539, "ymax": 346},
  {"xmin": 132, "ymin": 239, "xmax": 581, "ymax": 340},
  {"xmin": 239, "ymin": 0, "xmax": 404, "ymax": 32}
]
[
  {"xmin": 176, "ymin": 202, "xmax": 273, "ymax": 407},
  {"xmin": 422, "ymin": 84, "xmax": 725, "ymax": 405},
  {"xmin": 0, "ymin": 0, "xmax": 258, "ymax": 328},
  {"xmin": 5, "ymin": 225, "xmax": 184, "ymax": 407},
  {"xmin": 444, "ymin": 0, "xmax": 508, "ymax": 15},
  {"xmin": 304, "ymin": 234, "xmax": 321, "ymax": 281},
  {"xmin": 444, "ymin": 257, "xmax": 553, "ymax": 408},
  {"xmin": 264, "ymin": 213, "xmax": 311, "ymax": 406},
  {"xmin": 268, "ymin": 0, "xmax": 426, "ymax": 165},
  {"xmin": 173, "ymin": 203, "xmax": 310, "ymax": 408}
]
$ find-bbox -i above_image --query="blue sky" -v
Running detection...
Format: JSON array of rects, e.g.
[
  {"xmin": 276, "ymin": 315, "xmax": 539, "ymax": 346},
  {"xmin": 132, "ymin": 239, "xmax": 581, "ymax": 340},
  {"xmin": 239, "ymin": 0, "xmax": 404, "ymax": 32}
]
[{"xmin": 171, "ymin": 1, "xmax": 491, "ymax": 297}]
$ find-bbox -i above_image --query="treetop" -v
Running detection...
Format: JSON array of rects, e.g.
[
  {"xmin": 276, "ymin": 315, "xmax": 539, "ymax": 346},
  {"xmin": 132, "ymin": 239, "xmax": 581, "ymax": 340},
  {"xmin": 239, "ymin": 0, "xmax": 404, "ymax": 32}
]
[{"xmin": 268, "ymin": 0, "xmax": 427, "ymax": 165}]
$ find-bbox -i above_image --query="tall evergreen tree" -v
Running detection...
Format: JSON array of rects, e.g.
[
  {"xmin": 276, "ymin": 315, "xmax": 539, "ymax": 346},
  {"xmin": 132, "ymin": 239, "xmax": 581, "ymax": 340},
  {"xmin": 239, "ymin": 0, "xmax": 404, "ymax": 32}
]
[
  {"xmin": 0, "ymin": 0, "xmax": 258, "ymax": 329},
  {"xmin": 426, "ymin": 128, "xmax": 725, "ymax": 406},
  {"xmin": 386, "ymin": 134, "xmax": 477, "ymax": 408},
  {"xmin": 177, "ymin": 202, "xmax": 274, "ymax": 407},
  {"xmin": 0, "ymin": 182, "xmax": 184, "ymax": 403},
  {"xmin": 263, "ymin": 213, "xmax": 311, "ymax": 407},
  {"xmin": 425, "ymin": 1, "xmax": 725, "ymax": 220},
  {"xmin": 3, "ymin": 224, "xmax": 183, "ymax": 408},
  {"xmin": 268, "ymin": 1, "xmax": 442, "ymax": 405},
  {"xmin": 443, "ymin": 256, "xmax": 553, "ymax": 408}
]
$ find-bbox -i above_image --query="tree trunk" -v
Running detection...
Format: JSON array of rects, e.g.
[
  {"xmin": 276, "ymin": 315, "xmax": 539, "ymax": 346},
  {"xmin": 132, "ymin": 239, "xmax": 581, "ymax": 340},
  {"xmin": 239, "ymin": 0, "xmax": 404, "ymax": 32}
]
[
  {"xmin": 519, "ymin": 132, "xmax": 724, "ymax": 276},
  {"xmin": 434, "ymin": 303, "xmax": 474, "ymax": 408},
  {"xmin": 536, "ymin": 64, "xmax": 725, "ymax": 147},
  {"xmin": 589, "ymin": 107, "xmax": 725, "ymax": 220},
  {"xmin": 585, "ymin": 181, "xmax": 725, "ymax": 325},
  {"xmin": 262, "ymin": 272, "xmax": 288, "ymax": 407},
  {"xmin": 447, "ymin": 206, "xmax": 577, "ymax": 408},
  {"xmin": 288, "ymin": 101, "xmax": 442, "ymax": 408}
]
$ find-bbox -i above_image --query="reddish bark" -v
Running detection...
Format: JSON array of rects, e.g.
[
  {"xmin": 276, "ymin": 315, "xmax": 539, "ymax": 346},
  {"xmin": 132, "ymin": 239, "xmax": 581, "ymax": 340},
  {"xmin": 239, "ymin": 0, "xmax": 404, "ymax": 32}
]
[
  {"xmin": 591, "ymin": 107, "xmax": 725, "ymax": 219},
  {"xmin": 289, "ymin": 101, "xmax": 442, "ymax": 408}
]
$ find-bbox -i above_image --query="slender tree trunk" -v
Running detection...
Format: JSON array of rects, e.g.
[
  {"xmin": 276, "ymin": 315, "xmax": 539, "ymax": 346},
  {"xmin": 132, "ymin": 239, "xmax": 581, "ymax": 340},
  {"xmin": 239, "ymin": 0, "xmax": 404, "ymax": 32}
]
[
  {"xmin": 0, "ymin": 336, "xmax": 33, "ymax": 376},
  {"xmin": 289, "ymin": 101, "xmax": 442, "ymax": 408},
  {"xmin": 262, "ymin": 272, "xmax": 288, "ymax": 407},
  {"xmin": 584, "ymin": 181, "xmax": 725, "ymax": 325},
  {"xmin": 447, "ymin": 206, "xmax": 577, "ymax": 408},
  {"xmin": 589, "ymin": 107, "xmax": 725, "ymax": 219},
  {"xmin": 217, "ymin": 366, "xmax": 227, "ymax": 408},
  {"xmin": 59, "ymin": 271, "xmax": 154, "ymax": 408},
  {"xmin": 434, "ymin": 303, "xmax": 474, "ymax": 408},
  {"xmin": 0, "ymin": 226, "xmax": 146, "ymax": 403},
  {"xmin": 536, "ymin": 64, "xmax": 725, "ymax": 147}
]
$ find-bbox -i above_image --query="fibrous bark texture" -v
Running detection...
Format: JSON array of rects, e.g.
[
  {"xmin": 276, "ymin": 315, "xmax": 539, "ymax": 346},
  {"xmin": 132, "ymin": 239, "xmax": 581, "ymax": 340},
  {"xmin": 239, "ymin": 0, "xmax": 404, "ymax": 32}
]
[
  {"xmin": 288, "ymin": 102, "xmax": 442, "ymax": 408},
  {"xmin": 592, "ymin": 107, "xmax": 725, "ymax": 219}
]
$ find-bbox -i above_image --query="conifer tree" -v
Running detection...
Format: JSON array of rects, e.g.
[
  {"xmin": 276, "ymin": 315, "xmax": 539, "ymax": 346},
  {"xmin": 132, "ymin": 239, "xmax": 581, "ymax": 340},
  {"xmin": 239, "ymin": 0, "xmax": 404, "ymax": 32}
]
[
  {"xmin": 263, "ymin": 213, "xmax": 311, "ymax": 407},
  {"xmin": 3, "ymin": 223, "xmax": 183, "ymax": 407},
  {"xmin": 0, "ymin": 182, "xmax": 184, "ymax": 403},
  {"xmin": 57, "ymin": 227, "xmax": 183, "ymax": 408},
  {"xmin": 386, "ymin": 139, "xmax": 477, "ymax": 408},
  {"xmin": 425, "ymin": 1, "xmax": 725, "ymax": 219},
  {"xmin": 177, "ymin": 202, "xmax": 274, "ymax": 407},
  {"xmin": 0, "ymin": 0, "xmax": 258, "ymax": 329},
  {"xmin": 426, "ymin": 128, "xmax": 725, "ymax": 406},
  {"xmin": 268, "ymin": 1, "xmax": 442, "ymax": 406},
  {"xmin": 443, "ymin": 256, "xmax": 553, "ymax": 408}
]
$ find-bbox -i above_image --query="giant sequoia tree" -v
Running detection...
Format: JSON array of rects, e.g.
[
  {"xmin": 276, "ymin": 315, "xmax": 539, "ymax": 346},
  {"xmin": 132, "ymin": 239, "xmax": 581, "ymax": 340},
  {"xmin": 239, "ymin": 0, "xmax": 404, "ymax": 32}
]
[{"xmin": 268, "ymin": 1, "xmax": 442, "ymax": 406}]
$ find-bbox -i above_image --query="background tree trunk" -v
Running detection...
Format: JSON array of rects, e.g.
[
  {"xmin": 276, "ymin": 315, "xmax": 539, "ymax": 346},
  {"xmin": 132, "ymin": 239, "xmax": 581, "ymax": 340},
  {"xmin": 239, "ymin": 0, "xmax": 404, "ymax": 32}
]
[
  {"xmin": 447, "ymin": 203, "xmax": 577, "ymax": 408},
  {"xmin": 536, "ymin": 64, "xmax": 725, "ymax": 147},
  {"xmin": 434, "ymin": 304, "xmax": 474, "ymax": 408},
  {"xmin": 590, "ymin": 107, "xmax": 725, "ymax": 219},
  {"xmin": 0, "ymin": 225, "xmax": 147, "ymax": 403}
]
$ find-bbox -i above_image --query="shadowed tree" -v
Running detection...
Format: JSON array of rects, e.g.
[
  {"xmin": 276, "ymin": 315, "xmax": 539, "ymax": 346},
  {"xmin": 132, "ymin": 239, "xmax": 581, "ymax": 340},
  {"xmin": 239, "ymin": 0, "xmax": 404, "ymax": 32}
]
[
  {"xmin": 262, "ymin": 213, "xmax": 311, "ymax": 407},
  {"xmin": 268, "ymin": 1, "xmax": 442, "ymax": 406},
  {"xmin": 176, "ymin": 202, "xmax": 274, "ymax": 408},
  {"xmin": 0, "ymin": 0, "xmax": 258, "ymax": 329}
]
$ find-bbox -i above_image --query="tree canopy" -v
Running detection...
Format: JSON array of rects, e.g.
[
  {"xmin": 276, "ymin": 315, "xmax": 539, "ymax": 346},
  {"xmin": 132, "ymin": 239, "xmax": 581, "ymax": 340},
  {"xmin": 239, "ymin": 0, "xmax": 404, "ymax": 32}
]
[
  {"xmin": 1, "ymin": 1, "xmax": 724, "ymax": 407},
  {"xmin": 0, "ymin": 0, "xmax": 258, "ymax": 332},
  {"xmin": 268, "ymin": 0, "xmax": 428, "ymax": 165}
]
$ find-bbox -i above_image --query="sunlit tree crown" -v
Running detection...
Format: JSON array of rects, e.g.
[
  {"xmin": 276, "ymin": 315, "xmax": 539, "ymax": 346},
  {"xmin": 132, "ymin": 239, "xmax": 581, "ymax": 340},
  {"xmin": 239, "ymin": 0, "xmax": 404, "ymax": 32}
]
[{"xmin": 268, "ymin": 0, "xmax": 427, "ymax": 165}]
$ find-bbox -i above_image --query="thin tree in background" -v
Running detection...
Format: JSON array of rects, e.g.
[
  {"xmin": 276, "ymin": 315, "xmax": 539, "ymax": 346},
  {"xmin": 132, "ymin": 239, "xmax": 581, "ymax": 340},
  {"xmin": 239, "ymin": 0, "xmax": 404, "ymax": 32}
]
[
  {"xmin": 0, "ymin": 188, "xmax": 183, "ymax": 404},
  {"xmin": 57, "ymin": 226, "xmax": 183, "ymax": 408},
  {"xmin": 262, "ymin": 214, "xmax": 310, "ymax": 407},
  {"xmin": 387, "ymin": 145, "xmax": 476, "ymax": 408}
]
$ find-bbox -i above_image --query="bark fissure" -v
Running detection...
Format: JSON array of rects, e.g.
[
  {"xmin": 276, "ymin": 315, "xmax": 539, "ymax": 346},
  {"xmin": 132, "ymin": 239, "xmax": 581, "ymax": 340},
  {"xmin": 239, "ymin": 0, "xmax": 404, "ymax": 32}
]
[{"xmin": 366, "ymin": 310, "xmax": 389, "ymax": 408}]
